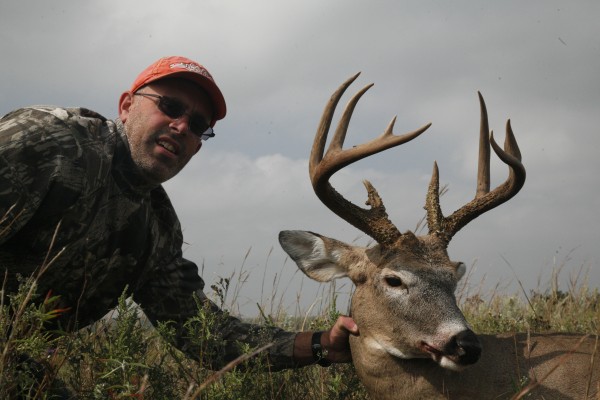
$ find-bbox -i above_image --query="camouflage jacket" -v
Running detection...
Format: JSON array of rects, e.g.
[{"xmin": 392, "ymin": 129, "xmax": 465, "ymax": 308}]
[{"xmin": 0, "ymin": 106, "xmax": 296, "ymax": 370}]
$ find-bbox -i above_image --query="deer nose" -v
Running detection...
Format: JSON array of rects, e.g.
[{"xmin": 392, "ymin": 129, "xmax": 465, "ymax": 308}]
[{"xmin": 452, "ymin": 329, "xmax": 482, "ymax": 365}]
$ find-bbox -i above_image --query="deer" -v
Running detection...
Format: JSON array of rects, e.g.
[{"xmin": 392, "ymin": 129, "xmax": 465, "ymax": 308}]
[{"xmin": 279, "ymin": 74, "xmax": 599, "ymax": 399}]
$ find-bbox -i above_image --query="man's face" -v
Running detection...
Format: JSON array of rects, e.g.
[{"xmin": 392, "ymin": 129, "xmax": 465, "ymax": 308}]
[{"xmin": 119, "ymin": 78, "xmax": 214, "ymax": 185}]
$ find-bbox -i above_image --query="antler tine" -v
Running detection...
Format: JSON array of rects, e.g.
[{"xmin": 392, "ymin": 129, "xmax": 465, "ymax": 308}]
[
  {"xmin": 476, "ymin": 91, "xmax": 491, "ymax": 198},
  {"xmin": 310, "ymin": 73, "xmax": 361, "ymax": 174},
  {"xmin": 426, "ymin": 92, "xmax": 526, "ymax": 243},
  {"xmin": 425, "ymin": 161, "xmax": 444, "ymax": 234},
  {"xmin": 310, "ymin": 74, "xmax": 431, "ymax": 246}
]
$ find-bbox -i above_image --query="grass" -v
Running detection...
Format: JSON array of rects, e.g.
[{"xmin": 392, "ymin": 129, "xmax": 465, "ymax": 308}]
[
  {"xmin": 1, "ymin": 255, "xmax": 598, "ymax": 399},
  {"xmin": 0, "ymin": 272, "xmax": 365, "ymax": 399}
]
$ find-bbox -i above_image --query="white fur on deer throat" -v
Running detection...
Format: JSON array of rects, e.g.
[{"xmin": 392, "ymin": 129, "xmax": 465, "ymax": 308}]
[{"xmin": 364, "ymin": 335, "xmax": 419, "ymax": 359}]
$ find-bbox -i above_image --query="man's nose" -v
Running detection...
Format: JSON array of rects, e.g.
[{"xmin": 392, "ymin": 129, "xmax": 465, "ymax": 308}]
[{"xmin": 169, "ymin": 114, "xmax": 192, "ymax": 136}]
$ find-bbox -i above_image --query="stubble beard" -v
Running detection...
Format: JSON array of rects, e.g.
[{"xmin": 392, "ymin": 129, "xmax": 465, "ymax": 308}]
[{"xmin": 124, "ymin": 115, "xmax": 183, "ymax": 185}]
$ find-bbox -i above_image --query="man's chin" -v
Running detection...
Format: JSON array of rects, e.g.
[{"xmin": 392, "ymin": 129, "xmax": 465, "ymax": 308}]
[
  {"xmin": 145, "ymin": 170, "xmax": 177, "ymax": 185},
  {"xmin": 135, "ymin": 163, "xmax": 178, "ymax": 185}
]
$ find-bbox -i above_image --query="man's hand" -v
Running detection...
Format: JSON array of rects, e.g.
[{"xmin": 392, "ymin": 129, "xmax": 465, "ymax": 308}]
[
  {"xmin": 293, "ymin": 315, "xmax": 359, "ymax": 365},
  {"xmin": 320, "ymin": 315, "xmax": 358, "ymax": 363}
]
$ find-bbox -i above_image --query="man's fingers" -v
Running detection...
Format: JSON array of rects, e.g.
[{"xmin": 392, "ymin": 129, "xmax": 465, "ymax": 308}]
[{"xmin": 336, "ymin": 315, "xmax": 359, "ymax": 335}]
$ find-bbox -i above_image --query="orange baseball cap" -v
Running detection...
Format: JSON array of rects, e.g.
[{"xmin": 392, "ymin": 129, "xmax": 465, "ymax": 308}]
[{"xmin": 130, "ymin": 56, "xmax": 226, "ymax": 126}]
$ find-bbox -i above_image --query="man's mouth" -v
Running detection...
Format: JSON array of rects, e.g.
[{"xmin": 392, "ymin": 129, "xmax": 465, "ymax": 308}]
[{"xmin": 156, "ymin": 138, "xmax": 178, "ymax": 155}]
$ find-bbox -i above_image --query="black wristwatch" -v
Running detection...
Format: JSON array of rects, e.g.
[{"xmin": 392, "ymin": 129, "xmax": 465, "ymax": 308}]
[{"xmin": 311, "ymin": 331, "xmax": 332, "ymax": 367}]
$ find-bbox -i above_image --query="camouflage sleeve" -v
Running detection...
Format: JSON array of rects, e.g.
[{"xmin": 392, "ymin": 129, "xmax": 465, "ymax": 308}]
[
  {"xmin": 133, "ymin": 255, "xmax": 298, "ymax": 371},
  {"xmin": 0, "ymin": 107, "xmax": 81, "ymax": 243}
]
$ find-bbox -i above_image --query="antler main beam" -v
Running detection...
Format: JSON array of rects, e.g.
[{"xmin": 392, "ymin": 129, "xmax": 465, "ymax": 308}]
[
  {"xmin": 426, "ymin": 92, "xmax": 526, "ymax": 243},
  {"xmin": 310, "ymin": 73, "xmax": 431, "ymax": 246}
]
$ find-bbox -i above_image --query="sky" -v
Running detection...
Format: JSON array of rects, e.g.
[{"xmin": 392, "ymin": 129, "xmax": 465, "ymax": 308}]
[{"xmin": 1, "ymin": 1, "xmax": 599, "ymax": 317}]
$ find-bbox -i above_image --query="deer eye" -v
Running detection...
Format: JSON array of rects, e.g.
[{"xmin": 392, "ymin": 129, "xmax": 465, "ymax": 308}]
[{"xmin": 384, "ymin": 276, "xmax": 404, "ymax": 288}]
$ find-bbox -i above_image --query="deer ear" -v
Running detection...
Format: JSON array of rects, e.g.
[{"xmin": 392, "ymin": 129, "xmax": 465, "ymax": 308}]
[{"xmin": 279, "ymin": 230, "xmax": 350, "ymax": 282}]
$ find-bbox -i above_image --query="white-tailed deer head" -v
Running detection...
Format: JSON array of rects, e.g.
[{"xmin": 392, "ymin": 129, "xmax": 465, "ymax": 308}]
[{"xmin": 279, "ymin": 73, "xmax": 525, "ymax": 371}]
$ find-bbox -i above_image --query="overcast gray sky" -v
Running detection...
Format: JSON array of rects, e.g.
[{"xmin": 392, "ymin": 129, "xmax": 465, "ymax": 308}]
[{"xmin": 1, "ymin": 1, "xmax": 598, "ymax": 317}]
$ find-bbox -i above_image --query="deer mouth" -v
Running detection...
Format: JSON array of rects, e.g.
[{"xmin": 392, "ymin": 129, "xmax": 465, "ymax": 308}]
[
  {"xmin": 419, "ymin": 330, "xmax": 482, "ymax": 370},
  {"xmin": 419, "ymin": 342, "xmax": 445, "ymax": 361},
  {"xmin": 419, "ymin": 341, "xmax": 467, "ymax": 371}
]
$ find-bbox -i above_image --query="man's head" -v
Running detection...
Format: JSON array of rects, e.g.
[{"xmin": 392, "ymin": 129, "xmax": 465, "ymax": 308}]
[{"xmin": 118, "ymin": 56, "xmax": 226, "ymax": 185}]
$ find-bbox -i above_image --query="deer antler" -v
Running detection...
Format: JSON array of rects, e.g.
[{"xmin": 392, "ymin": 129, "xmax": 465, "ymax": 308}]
[
  {"xmin": 425, "ymin": 92, "xmax": 526, "ymax": 244},
  {"xmin": 309, "ymin": 73, "xmax": 431, "ymax": 247}
]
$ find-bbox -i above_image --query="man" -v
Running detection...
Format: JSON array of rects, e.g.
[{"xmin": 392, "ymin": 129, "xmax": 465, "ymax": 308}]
[{"xmin": 0, "ymin": 56, "xmax": 357, "ymax": 370}]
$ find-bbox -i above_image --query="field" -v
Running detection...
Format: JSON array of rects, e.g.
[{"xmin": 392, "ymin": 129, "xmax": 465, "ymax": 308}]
[{"xmin": 1, "ymin": 262, "xmax": 598, "ymax": 399}]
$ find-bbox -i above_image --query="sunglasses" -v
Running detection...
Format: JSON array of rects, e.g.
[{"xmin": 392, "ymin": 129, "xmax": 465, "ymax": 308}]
[{"xmin": 134, "ymin": 92, "xmax": 215, "ymax": 141}]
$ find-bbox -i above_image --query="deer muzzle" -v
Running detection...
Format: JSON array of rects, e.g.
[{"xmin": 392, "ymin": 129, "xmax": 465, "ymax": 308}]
[
  {"xmin": 420, "ymin": 329, "xmax": 482, "ymax": 370},
  {"xmin": 449, "ymin": 329, "xmax": 482, "ymax": 365}
]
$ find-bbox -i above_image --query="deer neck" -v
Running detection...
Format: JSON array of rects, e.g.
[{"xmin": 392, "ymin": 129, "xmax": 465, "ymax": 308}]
[{"xmin": 348, "ymin": 334, "xmax": 469, "ymax": 399}]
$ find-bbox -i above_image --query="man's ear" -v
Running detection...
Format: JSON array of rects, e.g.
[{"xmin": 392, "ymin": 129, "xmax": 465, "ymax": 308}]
[{"xmin": 118, "ymin": 91, "xmax": 133, "ymax": 123}]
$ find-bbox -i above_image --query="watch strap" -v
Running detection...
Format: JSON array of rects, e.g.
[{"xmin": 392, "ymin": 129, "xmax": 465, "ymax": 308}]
[{"xmin": 311, "ymin": 331, "xmax": 332, "ymax": 367}]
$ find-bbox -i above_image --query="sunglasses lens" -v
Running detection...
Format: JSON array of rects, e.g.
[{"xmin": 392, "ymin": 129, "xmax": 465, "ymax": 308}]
[
  {"xmin": 158, "ymin": 97, "xmax": 186, "ymax": 119},
  {"xmin": 189, "ymin": 117, "xmax": 212, "ymax": 139},
  {"xmin": 150, "ymin": 94, "xmax": 214, "ymax": 141}
]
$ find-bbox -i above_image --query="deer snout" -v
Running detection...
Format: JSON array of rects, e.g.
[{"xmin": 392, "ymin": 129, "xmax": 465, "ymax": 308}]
[
  {"xmin": 421, "ymin": 328, "xmax": 482, "ymax": 370},
  {"xmin": 445, "ymin": 329, "xmax": 482, "ymax": 366}
]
